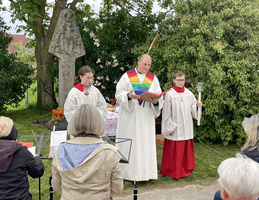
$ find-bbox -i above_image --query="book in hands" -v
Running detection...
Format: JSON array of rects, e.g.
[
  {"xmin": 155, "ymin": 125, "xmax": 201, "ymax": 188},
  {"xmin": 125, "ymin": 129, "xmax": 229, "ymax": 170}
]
[{"xmin": 140, "ymin": 89, "xmax": 170, "ymax": 101}]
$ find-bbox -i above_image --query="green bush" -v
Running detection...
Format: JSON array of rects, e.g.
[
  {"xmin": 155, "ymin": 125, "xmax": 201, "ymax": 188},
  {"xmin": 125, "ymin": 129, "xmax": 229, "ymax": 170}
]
[
  {"xmin": 0, "ymin": 17, "xmax": 34, "ymax": 114},
  {"xmin": 135, "ymin": 0, "xmax": 259, "ymax": 145}
]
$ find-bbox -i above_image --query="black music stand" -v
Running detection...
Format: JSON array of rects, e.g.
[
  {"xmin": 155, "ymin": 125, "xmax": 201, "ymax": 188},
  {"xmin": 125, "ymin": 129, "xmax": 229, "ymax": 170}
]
[{"xmin": 101, "ymin": 136, "xmax": 132, "ymax": 164}]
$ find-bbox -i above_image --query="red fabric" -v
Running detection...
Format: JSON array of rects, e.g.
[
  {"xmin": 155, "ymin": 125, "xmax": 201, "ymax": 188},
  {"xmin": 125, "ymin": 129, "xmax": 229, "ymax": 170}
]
[
  {"xmin": 160, "ymin": 139, "xmax": 195, "ymax": 179},
  {"xmin": 74, "ymin": 83, "xmax": 84, "ymax": 92},
  {"xmin": 172, "ymin": 86, "xmax": 185, "ymax": 93}
]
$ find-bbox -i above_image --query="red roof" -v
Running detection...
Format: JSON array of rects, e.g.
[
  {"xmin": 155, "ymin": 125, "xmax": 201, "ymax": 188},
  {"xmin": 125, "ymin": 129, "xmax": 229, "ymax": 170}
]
[{"xmin": 8, "ymin": 34, "xmax": 28, "ymax": 53}]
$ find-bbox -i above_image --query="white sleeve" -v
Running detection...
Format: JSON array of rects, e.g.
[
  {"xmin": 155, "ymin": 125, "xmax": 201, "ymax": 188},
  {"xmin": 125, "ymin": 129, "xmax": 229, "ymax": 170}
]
[
  {"xmin": 115, "ymin": 73, "xmax": 134, "ymax": 112},
  {"xmin": 64, "ymin": 89, "xmax": 78, "ymax": 123},
  {"xmin": 96, "ymin": 91, "xmax": 108, "ymax": 122},
  {"xmin": 162, "ymin": 93, "xmax": 177, "ymax": 136}
]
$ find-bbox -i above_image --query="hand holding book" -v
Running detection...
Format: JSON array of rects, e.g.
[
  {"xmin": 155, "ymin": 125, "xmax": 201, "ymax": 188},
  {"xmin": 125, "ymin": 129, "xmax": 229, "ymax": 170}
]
[{"xmin": 139, "ymin": 89, "xmax": 170, "ymax": 102}]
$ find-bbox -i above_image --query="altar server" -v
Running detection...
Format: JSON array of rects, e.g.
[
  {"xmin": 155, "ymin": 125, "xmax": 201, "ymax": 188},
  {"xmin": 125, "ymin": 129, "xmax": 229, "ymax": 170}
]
[
  {"xmin": 161, "ymin": 70, "xmax": 202, "ymax": 179},
  {"xmin": 64, "ymin": 65, "xmax": 108, "ymax": 123}
]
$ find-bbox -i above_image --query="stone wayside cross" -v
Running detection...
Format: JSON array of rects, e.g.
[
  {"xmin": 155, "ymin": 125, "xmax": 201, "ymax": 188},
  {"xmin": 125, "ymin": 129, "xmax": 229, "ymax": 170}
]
[{"xmin": 49, "ymin": 9, "xmax": 85, "ymax": 108}]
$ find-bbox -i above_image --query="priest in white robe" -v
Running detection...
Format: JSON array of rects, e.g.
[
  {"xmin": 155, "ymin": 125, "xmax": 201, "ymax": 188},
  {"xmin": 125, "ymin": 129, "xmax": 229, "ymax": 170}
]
[
  {"xmin": 64, "ymin": 66, "xmax": 108, "ymax": 123},
  {"xmin": 115, "ymin": 54, "xmax": 163, "ymax": 181}
]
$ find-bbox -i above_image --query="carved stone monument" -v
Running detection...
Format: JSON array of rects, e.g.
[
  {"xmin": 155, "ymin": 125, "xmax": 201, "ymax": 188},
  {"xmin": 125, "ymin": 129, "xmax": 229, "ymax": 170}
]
[{"xmin": 49, "ymin": 9, "xmax": 85, "ymax": 108}]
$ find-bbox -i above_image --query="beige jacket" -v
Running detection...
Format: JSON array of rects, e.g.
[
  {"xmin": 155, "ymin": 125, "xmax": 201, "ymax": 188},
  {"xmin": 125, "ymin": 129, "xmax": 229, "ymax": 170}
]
[{"xmin": 52, "ymin": 137, "xmax": 123, "ymax": 200}]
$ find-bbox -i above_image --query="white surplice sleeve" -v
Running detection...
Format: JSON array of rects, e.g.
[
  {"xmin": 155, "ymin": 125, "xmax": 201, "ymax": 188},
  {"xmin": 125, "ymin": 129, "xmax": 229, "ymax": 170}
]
[
  {"xmin": 190, "ymin": 93, "xmax": 199, "ymax": 120},
  {"xmin": 64, "ymin": 88, "xmax": 81, "ymax": 123},
  {"xmin": 94, "ymin": 88, "xmax": 108, "ymax": 122},
  {"xmin": 115, "ymin": 73, "xmax": 134, "ymax": 112},
  {"xmin": 150, "ymin": 76, "xmax": 163, "ymax": 118},
  {"xmin": 162, "ymin": 92, "xmax": 177, "ymax": 136}
]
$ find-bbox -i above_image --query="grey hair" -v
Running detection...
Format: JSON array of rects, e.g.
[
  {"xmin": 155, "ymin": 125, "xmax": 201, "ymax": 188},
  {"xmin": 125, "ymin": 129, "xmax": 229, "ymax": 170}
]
[
  {"xmin": 241, "ymin": 113, "xmax": 259, "ymax": 152},
  {"xmin": 68, "ymin": 104, "xmax": 104, "ymax": 137},
  {"xmin": 138, "ymin": 54, "xmax": 152, "ymax": 62},
  {"xmin": 217, "ymin": 153, "xmax": 259, "ymax": 200}
]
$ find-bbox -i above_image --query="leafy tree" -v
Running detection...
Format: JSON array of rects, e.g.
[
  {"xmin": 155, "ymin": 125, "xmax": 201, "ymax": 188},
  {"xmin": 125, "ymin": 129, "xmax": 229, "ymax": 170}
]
[
  {"xmin": 75, "ymin": 7, "xmax": 160, "ymax": 100},
  {"xmin": 0, "ymin": 17, "xmax": 33, "ymax": 113},
  {"xmin": 2, "ymin": 0, "xmax": 160, "ymax": 106},
  {"xmin": 135, "ymin": 0, "xmax": 259, "ymax": 145}
]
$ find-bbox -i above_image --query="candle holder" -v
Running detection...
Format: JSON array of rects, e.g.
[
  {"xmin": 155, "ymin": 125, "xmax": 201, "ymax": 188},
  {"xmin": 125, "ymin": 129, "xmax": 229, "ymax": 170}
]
[{"xmin": 197, "ymin": 82, "xmax": 204, "ymax": 92}]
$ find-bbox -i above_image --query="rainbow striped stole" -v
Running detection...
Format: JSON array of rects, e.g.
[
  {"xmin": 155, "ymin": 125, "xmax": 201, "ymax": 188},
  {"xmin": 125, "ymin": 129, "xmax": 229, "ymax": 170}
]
[{"xmin": 127, "ymin": 69, "xmax": 154, "ymax": 105}]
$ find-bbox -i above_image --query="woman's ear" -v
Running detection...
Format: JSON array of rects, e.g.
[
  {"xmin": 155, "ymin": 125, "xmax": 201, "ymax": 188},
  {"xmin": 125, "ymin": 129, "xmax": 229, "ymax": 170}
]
[{"xmin": 221, "ymin": 188, "xmax": 229, "ymax": 199}]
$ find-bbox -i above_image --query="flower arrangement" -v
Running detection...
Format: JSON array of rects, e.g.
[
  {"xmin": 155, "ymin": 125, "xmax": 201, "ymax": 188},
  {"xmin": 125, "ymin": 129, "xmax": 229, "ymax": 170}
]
[{"xmin": 52, "ymin": 108, "xmax": 65, "ymax": 121}]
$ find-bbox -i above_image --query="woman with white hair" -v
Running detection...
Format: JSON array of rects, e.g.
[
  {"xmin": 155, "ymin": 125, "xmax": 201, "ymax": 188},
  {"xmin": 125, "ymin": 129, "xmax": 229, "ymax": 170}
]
[
  {"xmin": 241, "ymin": 114, "xmax": 259, "ymax": 162},
  {"xmin": 214, "ymin": 113, "xmax": 259, "ymax": 200},
  {"xmin": 216, "ymin": 153, "xmax": 259, "ymax": 200},
  {"xmin": 51, "ymin": 104, "xmax": 123, "ymax": 200}
]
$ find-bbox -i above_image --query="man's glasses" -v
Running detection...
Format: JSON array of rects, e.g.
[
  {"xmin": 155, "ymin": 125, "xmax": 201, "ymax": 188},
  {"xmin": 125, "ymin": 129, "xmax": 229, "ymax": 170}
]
[{"xmin": 175, "ymin": 79, "xmax": 185, "ymax": 82}]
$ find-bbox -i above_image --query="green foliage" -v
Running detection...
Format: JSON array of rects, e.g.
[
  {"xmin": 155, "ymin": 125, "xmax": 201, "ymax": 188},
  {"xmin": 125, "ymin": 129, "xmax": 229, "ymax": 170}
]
[
  {"xmin": 136, "ymin": 0, "xmax": 259, "ymax": 145},
  {"xmin": 9, "ymin": 0, "xmax": 47, "ymax": 35},
  {"xmin": 0, "ymin": 17, "xmax": 34, "ymax": 113},
  {"xmin": 73, "ymin": 7, "xmax": 160, "ymax": 100},
  {"xmin": 13, "ymin": 42, "xmax": 36, "ymax": 66}
]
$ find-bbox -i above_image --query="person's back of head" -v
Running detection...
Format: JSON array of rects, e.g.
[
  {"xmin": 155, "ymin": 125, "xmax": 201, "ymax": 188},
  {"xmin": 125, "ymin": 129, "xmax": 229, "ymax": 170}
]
[
  {"xmin": 0, "ymin": 116, "xmax": 18, "ymax": 141},
  {"xmin": 68, "ymin": 104, "xmax": 104, "ymax": 137},
  {"xmin": 241, "ymin": 113, "xmax": 259, "ymax": 152},
  {"xmin": 217, "ymin": 153, "xmax": 259, "ymax": 200}
]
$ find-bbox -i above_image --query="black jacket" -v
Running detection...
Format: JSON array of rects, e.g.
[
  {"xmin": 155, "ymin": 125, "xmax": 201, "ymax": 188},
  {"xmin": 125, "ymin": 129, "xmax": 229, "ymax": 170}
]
[
  {"xmin": 0, "ymin": 140, "xmax": 44, "ymax": 200},
  {"xmin": 243, "ymin": 147, "xmax": 259, "ymax": 163}
]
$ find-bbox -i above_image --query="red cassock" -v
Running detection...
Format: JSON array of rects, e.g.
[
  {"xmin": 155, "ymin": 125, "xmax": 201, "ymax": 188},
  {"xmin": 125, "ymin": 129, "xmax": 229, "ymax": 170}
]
[{"xmin": 160, "ymin": 138, "xmax": 195, "ymax": 179}]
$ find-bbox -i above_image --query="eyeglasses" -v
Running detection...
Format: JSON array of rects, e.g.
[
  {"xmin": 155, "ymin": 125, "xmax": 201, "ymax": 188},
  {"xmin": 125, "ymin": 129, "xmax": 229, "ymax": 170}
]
[{"xmin": 175, "ymin": 79, "xmax": 185, "ymax": 82}]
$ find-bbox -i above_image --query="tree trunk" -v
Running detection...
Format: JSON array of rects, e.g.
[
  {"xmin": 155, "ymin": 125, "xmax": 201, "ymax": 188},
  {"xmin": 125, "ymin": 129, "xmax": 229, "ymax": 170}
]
[
  {"xmin": 33, "ymin": 0, "xmax": 71, "ymax": 107},
  {"xmin": 10, "ymin": 0, "xmax": 80, "ymax": 107},
  {"xmin": 35, "ymin": 37, "xmax": 55, "ymax": 107}
]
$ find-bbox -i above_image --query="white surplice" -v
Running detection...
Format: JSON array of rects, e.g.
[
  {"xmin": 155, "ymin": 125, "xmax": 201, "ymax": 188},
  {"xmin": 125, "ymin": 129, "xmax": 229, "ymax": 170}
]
[
  {"xmin": 64, "ymin": 85, "xmax": 108, "ymax": 123},
  {"xmin": 115, "ymin": 69, "xmax": 163, "ymax": 181},
  {"xmin": 162, "ymin": 88, "xmax": 198, "ymax": 140}
]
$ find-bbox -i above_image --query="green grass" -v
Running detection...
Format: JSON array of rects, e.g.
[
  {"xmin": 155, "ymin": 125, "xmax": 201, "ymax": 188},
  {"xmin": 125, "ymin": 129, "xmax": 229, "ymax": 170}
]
[
  {"xmin": 7, "ymin": 81, "xmax": 37, "ymax": 112},
  {"xmin": 4, "ymin": 84, "xmax": 241, "ymax": 199}
]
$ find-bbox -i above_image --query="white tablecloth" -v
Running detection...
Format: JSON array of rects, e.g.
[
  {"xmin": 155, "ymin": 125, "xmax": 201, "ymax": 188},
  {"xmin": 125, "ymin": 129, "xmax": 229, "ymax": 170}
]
[{"xmin": 104, "ymin": 111, "xmax": 118, "ymax": 136}]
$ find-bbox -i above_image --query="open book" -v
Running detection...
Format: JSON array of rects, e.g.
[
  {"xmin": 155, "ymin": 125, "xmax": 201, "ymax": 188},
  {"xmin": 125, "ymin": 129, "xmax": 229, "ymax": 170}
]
[{"xmin": 140, "ymin": 89, "xmax": 171, "ymax": 101}]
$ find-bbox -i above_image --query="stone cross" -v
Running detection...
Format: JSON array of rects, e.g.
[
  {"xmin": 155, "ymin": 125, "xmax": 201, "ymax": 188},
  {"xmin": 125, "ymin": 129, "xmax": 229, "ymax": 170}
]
[{"xmin": 49, "ymin": 9, "xmax": 85, "ymax": 108}]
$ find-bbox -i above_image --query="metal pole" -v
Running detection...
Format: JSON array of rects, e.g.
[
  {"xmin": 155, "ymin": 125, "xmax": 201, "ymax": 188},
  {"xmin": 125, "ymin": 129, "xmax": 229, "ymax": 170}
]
[
  {"xmin": 39, "ymin": 177, "xmax": 41, "ymax": 200},
  {"xmin": 197, "ymin": 91, "xmax": 201, "ymax": 126},
  {"xmin": 25, "ymin": 88, "xmax": 28, "ymax": 106},
  {"xmin": 37, "ymin": 133, "xmax": 45, "ymax": 155},
  {"xmin": 49, "ymin": 176, "xmax": 53, "ymax": 200},
  {"xmin": 133, "ymin": 180, "xmax": 137, "ymax": 200}
]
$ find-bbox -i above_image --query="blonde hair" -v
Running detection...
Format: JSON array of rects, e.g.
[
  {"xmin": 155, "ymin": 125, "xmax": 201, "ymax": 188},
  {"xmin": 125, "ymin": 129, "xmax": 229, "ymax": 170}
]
[
  {"xmin": 0, "ymin": 116, "xmax": 13, "ymax": 138},
  {"xmin": 241, "ymin": 113, "xmax": 259, "ymax": 152},
  {"xmin": 68, "ymin": 104, "xmax": 104, "ymax": 137}
]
